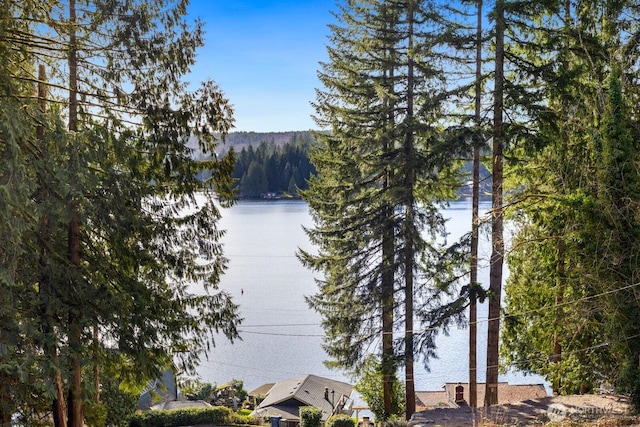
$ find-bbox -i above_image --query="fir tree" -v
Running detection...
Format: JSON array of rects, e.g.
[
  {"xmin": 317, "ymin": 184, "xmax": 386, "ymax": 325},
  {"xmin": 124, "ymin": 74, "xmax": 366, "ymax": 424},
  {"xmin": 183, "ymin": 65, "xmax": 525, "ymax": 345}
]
[
  {"xmin": 500, "ymin": 0, "xmax": 640, "ymax": 406},
  {"xmin": 485, "ymin": 0, "xmax": 505, "ymax": 407},
  {"xmin": 301, "ymin": 0, "xmax": 465, "ymax": 419},
  {"xmin": 1, "ymin": 1, "xmax": 240, "ymax": 423}
]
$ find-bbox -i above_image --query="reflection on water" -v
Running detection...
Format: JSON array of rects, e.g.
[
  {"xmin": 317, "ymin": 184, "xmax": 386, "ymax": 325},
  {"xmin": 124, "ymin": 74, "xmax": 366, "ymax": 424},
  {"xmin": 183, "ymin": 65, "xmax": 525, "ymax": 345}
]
[{"xmin": 194, "ymin": 198, "xmax": 546, "ymax": 393}]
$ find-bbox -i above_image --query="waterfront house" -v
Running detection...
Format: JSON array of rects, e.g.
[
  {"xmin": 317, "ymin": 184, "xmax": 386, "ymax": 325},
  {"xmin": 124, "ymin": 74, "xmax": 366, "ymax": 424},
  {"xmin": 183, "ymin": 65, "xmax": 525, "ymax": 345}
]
[
  {"xmin": 251, "ymin": 374, "xmax": 354, "ymax": 427},
  {"xmin": 138, "ymin": 369, "xmax": 179, "ymax": 410}
]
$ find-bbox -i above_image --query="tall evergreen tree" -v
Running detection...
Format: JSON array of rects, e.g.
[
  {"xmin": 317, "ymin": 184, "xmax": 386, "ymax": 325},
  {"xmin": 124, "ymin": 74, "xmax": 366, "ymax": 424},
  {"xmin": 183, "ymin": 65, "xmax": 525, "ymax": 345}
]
[
  {"xmin": 469, "ymin": 0, "xmax": 484, "ymax": 408},
  {"xmin": 500, "ymin": 0, "xmax": 640, "ymax": 406},
  {"xmin": 301, "ymin": 0, "xmax": 464, "ymax": 419},
  {"xmin": 598, "ymin": 65, "xmax": 640, "ymax": 408},
  {"xmin": 500, "ymin": 0, "xmax": 600, "ymax": 395},
  {"xmin": 2, "ymin": 1, "xmax": 241, "ymax": 423},
  {"xmin": 485, "ymin": 0, "xmax": 505, "ymax": 407},
  {"xmin": 0, "ymin": 10, "xmax": 37, "ymax": 425}
]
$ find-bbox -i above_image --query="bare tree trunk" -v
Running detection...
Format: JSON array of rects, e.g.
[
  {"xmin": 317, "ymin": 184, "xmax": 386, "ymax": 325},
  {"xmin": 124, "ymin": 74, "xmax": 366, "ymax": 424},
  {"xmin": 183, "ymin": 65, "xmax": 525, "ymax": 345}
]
[
  {"xmin": 485, "ymin": 0, "xmax": 504, "ymax": 408},
  {"xmin": 469, "ymin": 0, "xmax": 483, "ymax": 410},
  {"xmin": 52, "ymin": 359, "xmax": 67, "ymax": 427}
]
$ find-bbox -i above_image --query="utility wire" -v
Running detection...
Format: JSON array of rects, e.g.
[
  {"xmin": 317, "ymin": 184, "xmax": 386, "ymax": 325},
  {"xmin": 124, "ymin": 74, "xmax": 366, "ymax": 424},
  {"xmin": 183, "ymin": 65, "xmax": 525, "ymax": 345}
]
[{"xmin": 234, "ymin": 280, "xmax": 640, "ymax": 337}]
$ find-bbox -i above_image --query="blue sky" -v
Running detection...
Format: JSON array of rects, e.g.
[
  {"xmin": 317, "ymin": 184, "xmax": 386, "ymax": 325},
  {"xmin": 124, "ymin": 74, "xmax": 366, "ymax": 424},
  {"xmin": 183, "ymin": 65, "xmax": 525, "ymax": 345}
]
[{"xmin": 186, "ymin": 1, "xmax": 335, "ymax": 132}]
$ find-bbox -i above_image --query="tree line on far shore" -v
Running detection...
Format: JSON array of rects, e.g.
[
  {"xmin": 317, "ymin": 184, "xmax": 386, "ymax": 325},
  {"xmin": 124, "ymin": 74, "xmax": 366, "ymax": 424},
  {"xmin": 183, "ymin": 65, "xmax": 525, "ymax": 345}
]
[
  {"xmin": 224, "ymin": 130, "xmax": 490, "ymax": 200},
  {"xmin": 229, "ymin": 133, "xmax": 317, "ymax": 199}
]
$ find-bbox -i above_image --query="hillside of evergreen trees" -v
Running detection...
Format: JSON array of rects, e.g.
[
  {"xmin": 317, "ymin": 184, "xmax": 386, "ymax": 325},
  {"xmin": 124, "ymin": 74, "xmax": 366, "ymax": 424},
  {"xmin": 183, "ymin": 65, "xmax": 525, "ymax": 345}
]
[
  {"xmin": 222, "ymin": 130, "xmax": 313, "ymax": 151},
  {"xmin": 218, "ymin": 130, "xmax": 490, "ymax": 200},
  {"xmin": 230, "ymin": 132, "xmax": 317, "ymax": 199}
]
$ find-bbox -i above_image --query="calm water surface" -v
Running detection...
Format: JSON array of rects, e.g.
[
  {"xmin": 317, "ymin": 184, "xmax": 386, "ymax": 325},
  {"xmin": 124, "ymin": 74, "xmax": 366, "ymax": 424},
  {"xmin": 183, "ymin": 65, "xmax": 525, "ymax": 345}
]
[{"xmin": 195, "ymin": 198, "xmax": 546, "ymax": 393}]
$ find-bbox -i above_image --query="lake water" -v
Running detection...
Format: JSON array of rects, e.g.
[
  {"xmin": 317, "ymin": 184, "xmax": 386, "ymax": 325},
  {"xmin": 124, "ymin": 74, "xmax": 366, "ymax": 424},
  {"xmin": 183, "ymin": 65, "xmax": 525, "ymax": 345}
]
[{"xmin": 195, "ymin": 198, "xmax": 547, "ymax": 394}]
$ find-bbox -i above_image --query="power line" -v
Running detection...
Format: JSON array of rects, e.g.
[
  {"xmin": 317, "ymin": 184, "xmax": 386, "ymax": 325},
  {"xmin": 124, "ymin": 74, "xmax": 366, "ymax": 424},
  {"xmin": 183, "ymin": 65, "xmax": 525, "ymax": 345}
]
[
  {"xmin": 239, "ymin": 330, "xmax": 325, "ymax": 337},
  {"xmin": 201, "ymin": 357, "xmax": 349, "ymax": 383},
  {"xmin": 225, "ymin": 254, "xmax": 301, "ymax": 258},
  {"xmin": 484, "ymin": 280, "xmax": 640, "ymax": 326},
  {"xmin": 241, "ymin": 323, "xmax": 320, "ymax": 328},
  {"xmin": 484, "ymin": 332, "xmax": 640, "ymax": 372},
  {"xmin": 226, "ymin": 281, "xmax": 640, "ymax": 341}
]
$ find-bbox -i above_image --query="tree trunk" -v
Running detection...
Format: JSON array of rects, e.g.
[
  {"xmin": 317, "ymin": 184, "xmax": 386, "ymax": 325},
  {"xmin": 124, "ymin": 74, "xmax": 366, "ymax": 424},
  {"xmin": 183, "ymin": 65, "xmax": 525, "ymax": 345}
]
[
  {"xmin": 67, "ymin": 0, "xmax": 84, "ymax": 425},
  {"xmin": 404, "ymin": 2, "xmax": 416, "ymax": 419},
  {"xmin": 380, "ymin": 45, "xmax": 396, "ymax": 419},
  {"xmin": 550, "ymin": 0, "xmax": 572, "ymax": 398},
  {"xmin": 382, "ymin": 211, "xmax": 395, "ymax": 418},
  {"xmin": 94, "ymin": 325, "xmax": 100, "ymax": 403},
  {"xmin": 469, "ymin": 0, "xmax": 483, "ymax": 410},
  {"xmin": 37, "ymin": 63, "xmax": 68, "ymax": 427},
  {"xmin": 485, "ymin": 0, "xmax": 504, "ymax": 408},
  {"xmin": 552, "ymin": 240, "xmax": 565, "ymax": 394},
  {"xmin": 0, "ymin": 379, "xmax": 10, "ymax": 426},
  {"xmin": 67, "ymin": 318, "xmax": 83, "ymax": 427}
]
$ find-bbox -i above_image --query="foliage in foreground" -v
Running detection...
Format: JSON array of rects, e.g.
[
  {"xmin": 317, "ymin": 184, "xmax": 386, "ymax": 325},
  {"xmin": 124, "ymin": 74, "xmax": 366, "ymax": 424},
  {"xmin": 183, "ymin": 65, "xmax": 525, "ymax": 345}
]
[
  {"xmin": 128, "ymin": 405, "xmax": 257, "ymax": 427},
  {"xmin": 501, "ymin": 5, "xmax": 640, "ymax": 402},
  {"xmin": 0, "ymin": 0, "xmax": 240, "ymax": 425},
  {"xmin": 383, "ymin": 417, "xmax": 407, "ymax": 427},
  {"xmin": 353, "ymin": 355, "xmax": 405, "ymax": 422}
]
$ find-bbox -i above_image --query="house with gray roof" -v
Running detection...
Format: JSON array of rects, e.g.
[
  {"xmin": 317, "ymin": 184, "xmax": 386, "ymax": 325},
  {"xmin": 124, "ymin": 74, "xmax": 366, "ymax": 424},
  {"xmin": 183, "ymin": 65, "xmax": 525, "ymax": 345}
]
[
  {"xmin": 251, "ymin": 374, "xmax": 354, "ymax": 426},
  {"xmin": 138, "ymin": 369, "xmax": 179, "ymax": 410},
  {"xmin": 248, "ymin": 383, "xmax": 276, "ymax": 409}
]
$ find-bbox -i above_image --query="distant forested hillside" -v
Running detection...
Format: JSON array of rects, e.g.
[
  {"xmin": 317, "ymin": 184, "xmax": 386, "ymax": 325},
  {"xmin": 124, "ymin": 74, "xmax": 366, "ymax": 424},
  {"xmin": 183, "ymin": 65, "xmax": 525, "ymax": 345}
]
[
  {"xmin": 202, "ymin": 130, "xmax": 489, "ymax": 199},
  {"xmin": 220, "ymin": 131, "xmax": 315, "ymax": 154},
  {"xmin": 229, "ymin": 132, "xmax": 317, "ymax": 199}
]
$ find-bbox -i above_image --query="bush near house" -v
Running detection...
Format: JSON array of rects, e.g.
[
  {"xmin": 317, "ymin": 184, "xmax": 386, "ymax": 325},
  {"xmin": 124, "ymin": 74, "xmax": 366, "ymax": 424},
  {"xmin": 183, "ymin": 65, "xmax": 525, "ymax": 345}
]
[
  {"xmin": 127, "ymin": 405, "xmax": 257, "ymax": 427},
  {"xmin": 326, "ymin": 414, "xmax": 355, "ymax": 427},
  {"xmin": 299, "ymin": 406, "xmax": 323, "ymax": 427}
]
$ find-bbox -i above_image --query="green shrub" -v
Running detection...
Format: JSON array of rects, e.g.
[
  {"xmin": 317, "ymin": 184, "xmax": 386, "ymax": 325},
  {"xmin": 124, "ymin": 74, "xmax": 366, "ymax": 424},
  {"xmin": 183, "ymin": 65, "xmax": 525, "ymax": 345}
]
[
  {"xmin": 355, "ymin": 355, "xmax": 405, "ymax": 422},
  {"xmin": 230, "ymin": 411, "xmax": 260, "ymax": 425},
  {"xmin": 83, "ymin": 401, "xmax": 108, "ymax": 427},
  {"xmin": 183, "ymin": 381, "xmax": 214, "ymax": 401},
  {"xmin": 128, "ymin": 405, "xmax": 239, "ymax": 427},
  {"xmin": 326, "ymin": 414, "xmax": 355, "ymax": 427},
  {"xmin": 101, "ymin": 377, "xmax": 139, "ymax": 427},
  {"xmin": 299, "ymin": 406, "xmax": 323, "ymax": 427},
  {"xmin": 383, "ymin": 416, "xmax": 406, "ymax": 427}
]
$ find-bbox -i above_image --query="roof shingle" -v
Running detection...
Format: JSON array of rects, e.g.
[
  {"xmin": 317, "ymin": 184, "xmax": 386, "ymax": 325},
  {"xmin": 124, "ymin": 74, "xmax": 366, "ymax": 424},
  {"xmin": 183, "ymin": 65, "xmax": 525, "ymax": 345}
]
[{"xmin": 253, "ymin": 375, "xmax": 353, "ymax": 421}]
